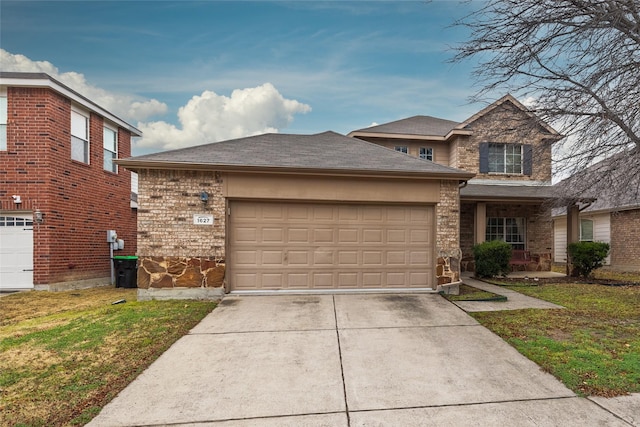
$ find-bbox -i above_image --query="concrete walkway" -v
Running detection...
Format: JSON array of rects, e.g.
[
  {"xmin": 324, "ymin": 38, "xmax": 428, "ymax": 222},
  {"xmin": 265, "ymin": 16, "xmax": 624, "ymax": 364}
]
[
  {"xmin": 88, "ymin": 294, "xmax": 634, "ymax": 426},
  {"xmin": 453, "ymin": 276, "xmax": 564, "ymax": 312}
]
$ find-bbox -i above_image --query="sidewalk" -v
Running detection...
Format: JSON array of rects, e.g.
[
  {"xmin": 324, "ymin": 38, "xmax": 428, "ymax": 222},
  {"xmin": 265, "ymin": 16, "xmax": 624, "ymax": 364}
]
[{"xmin": 453, "ymin": 276, "xmax": 564, "ymax": 312}]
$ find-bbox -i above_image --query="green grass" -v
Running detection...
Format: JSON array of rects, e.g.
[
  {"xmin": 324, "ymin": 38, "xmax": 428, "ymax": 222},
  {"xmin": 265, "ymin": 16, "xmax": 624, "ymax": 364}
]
[
  {"xmin": 472, "ymin": 283, "xmax": 640, "ymax": 397},
  {"xmin": 0, "ymin": 287, "xmax": 217, "ymax": 427}
]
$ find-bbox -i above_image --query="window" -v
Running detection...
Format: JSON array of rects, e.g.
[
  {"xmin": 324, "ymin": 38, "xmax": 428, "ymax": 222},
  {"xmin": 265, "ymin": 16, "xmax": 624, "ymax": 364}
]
[
  {"xmin": 580, "ymin": 219, "xmax": 594, "ymax": 241},
  {"xmin": 71, "ymin": 109, "xmax": 89, "ymax": 163},
  {"xmin": 103, "ymin": 125, "xmax": 117, "ymax": 172},
  {"xmin": 0, "ymin": 95, "xmax": 7, "ymax": 150},
  {"xmin": 395, "ymin": 146, "xmax": 408, "ymax": 154},
  {"xmin": 486, "ymin": 217, "xmax": 526, "ymax": 250},
  {"xmin": 0, "ymin": 216, "xmax": 33, "ymax": 226},
  {"xmin": 419, "ymin": 147, "xmax": 433, "ymax": 161},
  {"xmin": 488, "ymin": 143, "xmax": 522, "ymax": 174}
]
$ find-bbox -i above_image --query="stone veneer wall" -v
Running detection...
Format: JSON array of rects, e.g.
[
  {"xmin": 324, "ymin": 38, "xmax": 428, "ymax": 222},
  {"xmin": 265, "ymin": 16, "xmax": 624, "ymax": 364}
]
[
  {"xmin": 453, "ymin": 102, "xmax": 553, "ymax": 182},
  {"xmin": 436, "ymin": 180, "xmax": 462, "ymax": 287},
  {"xmin": 136, "ymin": 169, "xmax": 226, "ymax": 294}
]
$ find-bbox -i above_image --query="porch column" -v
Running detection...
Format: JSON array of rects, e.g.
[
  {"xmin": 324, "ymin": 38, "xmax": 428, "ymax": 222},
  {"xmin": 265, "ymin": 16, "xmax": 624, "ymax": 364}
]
[
  {"xmin": 566, "ymin": 203, "xmax": 580, "ymax": 275},
  {"xmin": 475, "ymin": 202, "xmax": 486, "ymax": 244}
]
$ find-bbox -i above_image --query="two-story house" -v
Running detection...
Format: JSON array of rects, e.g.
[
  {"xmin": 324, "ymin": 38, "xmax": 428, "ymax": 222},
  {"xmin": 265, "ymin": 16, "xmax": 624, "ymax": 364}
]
[
  {"xmin": 116, "ymin": 94, "xmax": 558, "ymax": 300},
  {"xmin": 0, "ymin": 72, "xmax": 141, "ymax": 291},
  {"xmin": 349, "ymin": 95, "xmax": 562, "ymax": 272}
]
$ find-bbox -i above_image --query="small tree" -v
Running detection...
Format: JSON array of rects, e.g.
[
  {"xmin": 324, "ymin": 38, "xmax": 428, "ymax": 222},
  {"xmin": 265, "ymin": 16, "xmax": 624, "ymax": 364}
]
[
  {"xmin": 473, "ymin": 240, "xmax": 512, "ymax": 278},
  {"xmin": 567, "ymin": 241, "xmax": 610, "ymax": 278}
]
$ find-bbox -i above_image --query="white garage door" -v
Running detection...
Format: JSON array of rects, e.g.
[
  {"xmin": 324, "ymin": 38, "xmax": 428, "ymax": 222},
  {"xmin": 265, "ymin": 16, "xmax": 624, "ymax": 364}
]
[
  {"xmin": 0, "ymin": 214, "xmax": 34, "ymax": 290},
  {"xmin": 228, "ymin": 201, "xmax": 435, "ymax": 291}
]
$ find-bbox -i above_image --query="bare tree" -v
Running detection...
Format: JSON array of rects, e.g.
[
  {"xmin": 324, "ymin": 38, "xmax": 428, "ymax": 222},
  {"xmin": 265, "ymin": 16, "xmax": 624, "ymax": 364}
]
[{"xmin": 452, "ymin": 0, "xmax": 640, "ymax": 203}]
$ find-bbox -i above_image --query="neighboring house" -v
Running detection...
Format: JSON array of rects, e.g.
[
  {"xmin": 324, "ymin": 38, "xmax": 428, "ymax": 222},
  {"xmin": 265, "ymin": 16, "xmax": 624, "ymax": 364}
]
[
  {"xmin": 117, "ymin": 94, "xmax": 561, "ymax": 300},
  {"xmin": 349, "ymin": 95, "xmax": 562, "ymax": 272},
  {"xmin": 0, "ymin": 72, "xmax": 140, "ymax": 291},
  {"xmin": 552, "ymin": 158, "xmax": 640, "ymax": 271}
]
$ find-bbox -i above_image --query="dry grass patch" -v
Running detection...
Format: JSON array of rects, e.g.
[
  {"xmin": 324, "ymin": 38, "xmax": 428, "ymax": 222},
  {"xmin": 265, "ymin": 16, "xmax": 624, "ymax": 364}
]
[{"xmin": 0, "ymin": 287, "xmax": 217, "ymax": 427}]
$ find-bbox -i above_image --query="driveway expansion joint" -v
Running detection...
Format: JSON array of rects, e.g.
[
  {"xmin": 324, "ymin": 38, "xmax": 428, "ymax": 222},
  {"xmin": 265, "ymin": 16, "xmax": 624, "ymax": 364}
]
[{"xmin": 333, "ymin": 294, "xmax": 352, "ymax": 427}]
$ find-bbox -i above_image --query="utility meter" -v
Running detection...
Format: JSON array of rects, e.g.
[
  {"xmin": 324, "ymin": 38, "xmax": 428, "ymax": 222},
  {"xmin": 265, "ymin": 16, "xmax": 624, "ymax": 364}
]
[{"xmin": 107, "ymin": 230, "xmax": 117, "ymax": 243}]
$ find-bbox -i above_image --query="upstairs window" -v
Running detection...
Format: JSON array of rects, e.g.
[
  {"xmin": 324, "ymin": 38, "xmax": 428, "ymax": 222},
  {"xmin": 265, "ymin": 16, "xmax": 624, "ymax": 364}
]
[
  {"xmin": 395, "ymin": 146, "xmax": 408, "ymax": 154},
  {"xmin": 486, "ymin": 217, "xmax": 526, "ymax": 250},
  {"xmin": 419, "ymin": 147, "xmax": 433, "ymax": 161},
  {"xmin": 489, "ymin": 143, "xmax": 522, "ymax": 174},
  {"xmin": 0, "ymin": 94, "xmax": 7, "ymax": 151},
  {"xmin": 103, "ymin": 125, "xmax": 117, "ymax": 173},
  {"xmin": 580, "ymin": 219, "xmax": 594, "ymax": 241},
  {"xmin": 71, "ymin": 109, "xmax": 89, "ymax": 163},
  {"xmin": 480, "ymin": 142, "xmax": 533, "ymax": 175}
]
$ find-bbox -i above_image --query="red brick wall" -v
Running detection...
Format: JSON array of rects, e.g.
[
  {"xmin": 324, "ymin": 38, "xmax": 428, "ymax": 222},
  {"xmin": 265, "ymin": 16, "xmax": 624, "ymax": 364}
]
[
  {"xmin": 610, "ymin": 209, "xmax": 640, "ymax": 270},
  {"xmin": 0, "ymin": 86, "xmax": 137, "ymax": 285}
]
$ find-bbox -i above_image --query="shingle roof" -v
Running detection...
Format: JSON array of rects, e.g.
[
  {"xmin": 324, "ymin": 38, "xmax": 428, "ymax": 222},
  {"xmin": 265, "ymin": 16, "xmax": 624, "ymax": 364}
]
[
  {"xmin": 350, "ymin": 116, "xmax": 461, "ymax": 137},
  {"xmin": 119, "ymin": 131, "xmax": 474, "ymax": 178},
  {"xmin": 461, "ymin": 183, "xmax": 555, "ymax": 200}
]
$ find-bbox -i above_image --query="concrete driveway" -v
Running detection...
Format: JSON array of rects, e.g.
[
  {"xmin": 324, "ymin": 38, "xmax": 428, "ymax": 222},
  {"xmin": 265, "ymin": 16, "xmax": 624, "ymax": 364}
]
[{"xmin": 88, "ymin": 294, "xmax": 631, "ymax": 426}]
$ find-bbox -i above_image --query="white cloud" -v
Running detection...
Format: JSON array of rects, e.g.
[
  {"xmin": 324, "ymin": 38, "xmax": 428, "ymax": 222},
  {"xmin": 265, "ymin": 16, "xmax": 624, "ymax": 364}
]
[
  {"xmin": 2, "ymin": 50, "xmax": 312, "ymax": 154},
  {"xmin": 1, "ymin": 49, "xmax": 168, "ymax": 121},
  {"xmin": 136, "ymin": 83, "xmax": 311, "ymax": 151}
]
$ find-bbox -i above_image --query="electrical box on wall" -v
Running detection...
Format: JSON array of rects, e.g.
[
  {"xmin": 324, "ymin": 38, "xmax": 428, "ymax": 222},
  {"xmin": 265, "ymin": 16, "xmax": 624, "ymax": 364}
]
[
  {"xmin": 107, "ymin": 230, "xmax": 117, "ymax": 243},
  {"xmin": 117, "ymin": 239, "xmax": 124, "ymax": 250}
]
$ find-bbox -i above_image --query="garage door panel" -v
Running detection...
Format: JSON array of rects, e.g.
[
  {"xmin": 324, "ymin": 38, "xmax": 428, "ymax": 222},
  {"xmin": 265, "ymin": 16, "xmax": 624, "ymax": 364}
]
[
  {"xmin": 229, "ymin": 202, "xmax": 434, "ymax": 290},
  {"xmin": 338, "ymin": 229, "xmax": 358, "ymax": 243},
  {"xmin": 314, "ymin": 229, "xmax": 334, "ymax": 243},
  {"xmin": 313, "ymin": 273, "xmax": 334, "ymax": 288},
  {"xmin": 288, "ymin": 228, "xmax": 309, "ymax": 242},
  {"xmin": 338, "ymin": 251, "xmax": 358, "ymax": 265}
]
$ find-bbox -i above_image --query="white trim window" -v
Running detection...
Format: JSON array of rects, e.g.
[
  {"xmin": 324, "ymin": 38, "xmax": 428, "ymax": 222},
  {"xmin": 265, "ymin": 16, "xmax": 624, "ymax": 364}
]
[
  {"xmin": 395, "ymin": 146, "xmax": 408, "ymax": 154},
  {"xmin": 103, "ymin": 125, "xmax": 117, "ymax": 173},
  {"xmin": 0, "ymin": 93, "xmax": 7, "ymax": 151},
  {"xmin": 419, "ymin": 147, "xmax": 433, "ymax": 161},
  {"xmin": 71, "ymin": 109, "xmax": 90, "ymax": 163},
  {"xmin": 489, "ymin": 143, "xmax": 522, "ymax": 174},
  {"xmin": 486, "ymin": 217, "xmax": 526, "ymax": 250},
  {"xmin": 580, "ymin": 219, "xmax": 594, "ymax": 241}
]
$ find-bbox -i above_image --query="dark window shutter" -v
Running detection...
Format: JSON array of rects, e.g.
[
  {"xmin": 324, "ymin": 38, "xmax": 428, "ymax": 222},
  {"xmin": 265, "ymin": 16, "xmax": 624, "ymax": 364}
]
[
  {"xmin": 523, "ymin": 144, "xmax": 533, "ymax": 176},
  {"xmin": 479, "ymin": 142, "xmax": 489, "ymax": 173}
]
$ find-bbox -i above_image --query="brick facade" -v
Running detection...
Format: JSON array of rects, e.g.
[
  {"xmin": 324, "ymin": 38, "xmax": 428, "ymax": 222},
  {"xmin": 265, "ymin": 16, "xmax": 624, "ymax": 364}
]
[
  {"xmin": 136, "ymin": 169, "xmax": 226, "ymax": 291},
  {"xmin": 0, "ymin": 85, "xmax": 136, "ymax": 288},
  {"xmin": 610, "ymin": 209, "xmax": 640, "ymax": 270}
]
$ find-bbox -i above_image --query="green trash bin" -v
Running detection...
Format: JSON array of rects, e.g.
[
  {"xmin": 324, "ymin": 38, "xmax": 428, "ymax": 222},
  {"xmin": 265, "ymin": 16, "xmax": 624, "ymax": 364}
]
[{"xmin": 112, "ymin": 256, "xmax": 138, "ymax": 288}]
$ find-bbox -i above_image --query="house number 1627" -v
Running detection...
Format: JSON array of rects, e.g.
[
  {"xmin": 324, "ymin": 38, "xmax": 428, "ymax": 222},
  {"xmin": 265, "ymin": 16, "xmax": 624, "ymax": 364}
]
[{"xmin": 193, "ymin": 214, "xmax": 214, "ymax": 225}]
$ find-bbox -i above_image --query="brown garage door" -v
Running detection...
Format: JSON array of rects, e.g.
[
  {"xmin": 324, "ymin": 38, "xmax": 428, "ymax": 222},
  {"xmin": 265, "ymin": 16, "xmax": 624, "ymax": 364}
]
[{"xmin": 228, "ymin": 201, "xmax": 435, "ymax": 291}]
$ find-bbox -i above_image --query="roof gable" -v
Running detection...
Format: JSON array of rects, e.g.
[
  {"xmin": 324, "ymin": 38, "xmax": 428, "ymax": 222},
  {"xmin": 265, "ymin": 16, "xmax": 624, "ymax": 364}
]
[
  {"xmin": 457, "ymin": 94, "xmax": 561, "ymax": 137},
  {"xmin": 119, "ymin": 131, "xmax": 474, "ymax": 178}
]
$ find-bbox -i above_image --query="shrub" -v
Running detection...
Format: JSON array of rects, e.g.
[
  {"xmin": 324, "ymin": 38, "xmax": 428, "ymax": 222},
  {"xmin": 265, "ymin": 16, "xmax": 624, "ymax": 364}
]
[
  {"xmin": 473, "ymin": 240, "xmax": 512, "ymax": 278},
  {"xmin": 567, "ymin": 241, "xmax": 610, "ymax": 277}
]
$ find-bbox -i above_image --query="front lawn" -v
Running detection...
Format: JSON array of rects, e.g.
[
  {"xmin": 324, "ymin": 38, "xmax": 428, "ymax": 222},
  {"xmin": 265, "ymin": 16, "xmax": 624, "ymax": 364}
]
[
  {"xmin": 472, "ymin": 282, "xmax": 640, "ymax": 397},
  {"xmin": 0, "ymin": 287, "xmax": 217, "ymax": 426}
]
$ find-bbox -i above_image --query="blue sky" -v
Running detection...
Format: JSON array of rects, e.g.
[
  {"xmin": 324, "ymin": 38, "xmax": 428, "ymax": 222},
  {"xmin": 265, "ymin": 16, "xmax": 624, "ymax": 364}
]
[{"xmin": 1, "ymin": 1, "xmax": 485, "ymax": 155}]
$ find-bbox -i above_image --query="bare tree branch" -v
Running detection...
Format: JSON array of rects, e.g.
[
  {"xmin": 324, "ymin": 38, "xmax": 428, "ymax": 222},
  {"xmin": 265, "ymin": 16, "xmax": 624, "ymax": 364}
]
[{"xmin": 452, "ymin": 0, "xmax": 640, "ymax": 205}]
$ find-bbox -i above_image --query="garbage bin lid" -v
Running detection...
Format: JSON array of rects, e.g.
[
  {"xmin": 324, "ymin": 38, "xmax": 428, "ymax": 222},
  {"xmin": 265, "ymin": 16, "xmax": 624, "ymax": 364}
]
[{"xmin": 113, "ymin": 255, "xmax": 139, "ymax": 260}]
